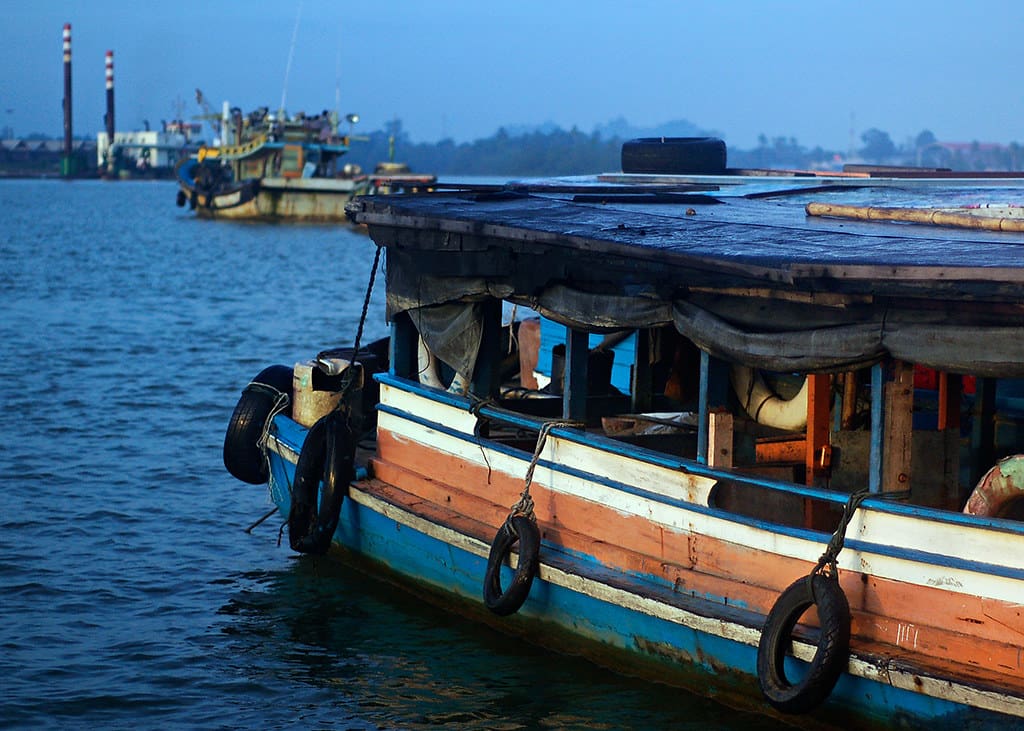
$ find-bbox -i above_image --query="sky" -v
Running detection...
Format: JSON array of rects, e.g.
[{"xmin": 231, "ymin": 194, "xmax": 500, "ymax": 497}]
[{"xmin": 2, "ymin": 1, "xmax": 1022, "ymax": 151}]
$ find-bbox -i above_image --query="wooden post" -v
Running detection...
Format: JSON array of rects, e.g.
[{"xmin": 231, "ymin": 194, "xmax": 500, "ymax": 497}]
[
  {"xmin": 882, "ymin": 360, "xmax": 914, "ymax": 497},
  {"xmin": 707, "ymin": 411, "xmax": 734, "ymax": 468},
  {"xmin": 805, "ymin": 374, "xmax": 832, "ymax": 487},
  {"xmin": 697, "ymin": 351, "xmax": 731, "ymax": 464},
  {"xmin": 938, "ymin": 372, "xmax": 961, "ymax": 430}
]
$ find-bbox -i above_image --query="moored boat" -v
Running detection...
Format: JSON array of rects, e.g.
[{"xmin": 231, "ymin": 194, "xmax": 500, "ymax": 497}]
[
  {"xmin": 175, "ymin": 106, "xmax": 434, "ymax": 222},
  {"xmin": 225, "ymin": 138, "xmax": 1024, "ymax": 728}
]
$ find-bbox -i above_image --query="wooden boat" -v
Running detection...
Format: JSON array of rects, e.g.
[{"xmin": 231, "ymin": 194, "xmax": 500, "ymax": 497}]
[
  {"xmin": 175, "ymin": 107, "xmax": 434, "ymax": 222},
  {"xmin": 224, "ymin": 138, "xmax": 1024, "ymax": 728}
]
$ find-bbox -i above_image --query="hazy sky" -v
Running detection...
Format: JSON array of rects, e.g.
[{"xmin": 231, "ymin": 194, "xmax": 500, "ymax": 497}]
[{"xmin": 3, "ymin": 1, "xmax": 1022, "ymax": 151}]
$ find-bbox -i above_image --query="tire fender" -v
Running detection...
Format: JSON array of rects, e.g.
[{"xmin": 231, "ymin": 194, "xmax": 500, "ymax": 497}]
[
  {"xmin": 288, "ymin": 411, "xmax": 354, "ymax": 555},
  {"xmin": 620, "ymin": 137, "xmax": 727, "ymax": 175},
  {"xmin": 731, "ymin": 365, "xmax": 808, "ymax": 431},
  {"xmin": 483, "ymin": 515, "xmax": 541, "ymax": 616},
  {"xmin": 757, "ymin": 574, "xmax": 851, "ymax": 714},
  {"xmin": 223, "ymin": 364, "xmax": 293, "ymax": 484}
]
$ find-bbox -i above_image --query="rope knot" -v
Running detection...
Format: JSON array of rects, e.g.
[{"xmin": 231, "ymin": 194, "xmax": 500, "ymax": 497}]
[{"xmin": 811, "ymin": 489, "xmax": 869, "ymax": 580}]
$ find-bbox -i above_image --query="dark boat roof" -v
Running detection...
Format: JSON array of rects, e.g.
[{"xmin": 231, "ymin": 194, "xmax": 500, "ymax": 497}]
[
  {"xmin": 348, "ymin": 173, "xmax": 1024, "ymax": 376},
  {"xmin": 349, "ymin": 175, "xmax": 1024, "ymax": 303}
]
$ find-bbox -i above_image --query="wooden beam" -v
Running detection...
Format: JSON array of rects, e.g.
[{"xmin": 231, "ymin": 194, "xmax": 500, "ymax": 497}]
[{"xmin": 756, "ymin": 438, "xmax": 805, "ymax": 463}]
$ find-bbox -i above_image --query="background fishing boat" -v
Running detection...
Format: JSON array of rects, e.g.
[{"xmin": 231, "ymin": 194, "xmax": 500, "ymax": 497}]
[
  {"xmin": 175, "ymin": 104, "xmax": 434, "ymax": 222},
  {"xmin": 224, "ymin": 138, "xmax": 1024, "ymax": 728}
]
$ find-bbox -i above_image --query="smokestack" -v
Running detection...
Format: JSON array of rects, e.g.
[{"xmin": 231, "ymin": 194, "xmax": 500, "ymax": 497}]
[
  {"xmin": 62, "ymin": 23, "xmax": 73, "ymax": 175},
  {"xmin": 104, "ymin": 50, "xmax": 115, "ymax": 146}
]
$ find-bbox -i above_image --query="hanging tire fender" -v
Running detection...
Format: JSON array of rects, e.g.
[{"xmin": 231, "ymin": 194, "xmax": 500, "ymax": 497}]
[
  {"xmin": 757, "ymin": 574, "xmax": 851, "ymax": 714},
  {"xmin": 223, "ymin": 364, "xmax": 293, "ymax": 484},
  {"xmin": 731, "ymin": 365, "xmax": 809, "ymax": 431},
  {"xmin": 483, "ymin": 515, "xmax": 541, "ymax": 616},
  {"xmin": 288, "ymin": 411, "xmax": 354, "ymax": 555}
]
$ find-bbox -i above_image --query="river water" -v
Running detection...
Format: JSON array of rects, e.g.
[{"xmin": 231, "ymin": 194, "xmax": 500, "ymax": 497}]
[{"xmin": 0, "ymin": 180, "xmax": 789, "ymax": 730}]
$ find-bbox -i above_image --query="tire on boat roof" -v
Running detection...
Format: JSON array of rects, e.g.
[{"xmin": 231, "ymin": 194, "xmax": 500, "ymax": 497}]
[
  {"xmin": 288, "ymin": 411, "xmax": 354, "ymax": 555},
  {"xmin": 757, "ymin": 573, "xmax": 851, "ymax": 714},
  {"xmin": 223, "ymin": 364, "xmax": 293, "ymax": 485},
  {"xmin": 620, "ymin": 137, "xmax": 727, "ymax": 175},
  {"xmin": 483, "ymin": 515, "xmax": 541, "ymax": 616}
]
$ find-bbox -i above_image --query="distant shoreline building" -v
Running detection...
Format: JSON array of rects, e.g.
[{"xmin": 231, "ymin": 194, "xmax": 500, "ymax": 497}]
[{"xmin": 0, "ymin": 138, "xmax": 96, "ymax": 177}]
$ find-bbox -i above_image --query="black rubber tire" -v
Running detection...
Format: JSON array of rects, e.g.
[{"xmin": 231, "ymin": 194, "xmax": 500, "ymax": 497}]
[
  {"xmin": 620, "ymin": 137, "xmax": 727, "ymax": 174},
  {"xmin": 223, "ymin": 364, "xmax": 293, "ymax": 485},
  {"xmin": 757, "ymin": 574, "xmax": 851, "ymax": 714},
  {"xmin": 483, "ymin": 515, "xmax": 541, "ymax": 616},
  {"xmin": 288, "ymin": 412, "xmax": 354, "ymax": 555}
]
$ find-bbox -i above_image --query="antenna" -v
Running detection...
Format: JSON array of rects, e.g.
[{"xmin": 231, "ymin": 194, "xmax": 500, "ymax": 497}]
[
  {"xmin": 279, "ymin": 1, "xmax": 303, "ymax": 117},
  {"xmin": 335, "ymin": 18, "xmax": 342, "ymax": 115}
]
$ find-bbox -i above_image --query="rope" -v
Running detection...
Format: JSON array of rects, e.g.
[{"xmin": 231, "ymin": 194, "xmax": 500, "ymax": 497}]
[
  {"xmin": 257, "ymin": 387, "xmax": 291, "ymax": 480},
  {"xmin": 337, "ymin": 244, "xmax": 383, "ymax": 398},
  {"xmin": 245, "ymin": 506, "xmax": 279, "ymax": 534},
  {"xmin": 350, "ymin": 244, "xmax": 382, "ymax": 366},
  {"xmin": 811, "ymin": 489, "xmax": 870, "ymax": 579},
  {"xmin": 508, "ymin": 420, "xmax": 582, "ymax": 524}
]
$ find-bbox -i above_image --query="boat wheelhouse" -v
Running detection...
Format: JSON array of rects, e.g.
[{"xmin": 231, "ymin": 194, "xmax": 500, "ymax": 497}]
[{"xmin": 225, "ymin": 141, "xmax": 1024, "ymax": 728}]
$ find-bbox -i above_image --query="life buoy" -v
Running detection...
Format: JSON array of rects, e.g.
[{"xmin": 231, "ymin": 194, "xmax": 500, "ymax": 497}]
[
  {"xmin": 223, "ymin": 364, "xmax": 293, "ymax": 484},
  {"xmin": 757, "ymin": 574, "xmax": 851, "ymax": 714},
  {"xmin": 288, "ymin": 411, "xmax": 354, "ymax": 555},
  {"xmin": 483, "ymin": 515, "xmax": 541, "ymax": 616},
  {"xmin": 731, "ymin": 366, "xmax": 809, "ymax": 431},
  {"xmin": 963, "ymin": 454, "xmax": 1024, "ymax": 519},
  {"xmin": 417, "ymin": 336, "xmax": 470, "ymax": 394}
]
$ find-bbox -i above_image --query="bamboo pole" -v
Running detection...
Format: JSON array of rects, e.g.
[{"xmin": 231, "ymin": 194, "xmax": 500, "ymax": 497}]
[{"xmin": 806, "ymin": 202, "xmax": 1024, "ymax": 232}]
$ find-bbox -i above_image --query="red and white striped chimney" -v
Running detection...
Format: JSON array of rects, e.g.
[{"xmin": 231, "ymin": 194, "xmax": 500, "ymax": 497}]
[
  {"xmin": 62, "ymin": 24, "xmax": 72, "ymax": 161},
  {"xmin": 104, "ymin": 50, "xmax": 115, "ymax": 145}
]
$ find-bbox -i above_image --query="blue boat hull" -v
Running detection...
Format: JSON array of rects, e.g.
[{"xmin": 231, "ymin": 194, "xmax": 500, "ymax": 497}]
[{"xmin": 263, "ymin": 414, "xmax": 1014, "ymax": 730}]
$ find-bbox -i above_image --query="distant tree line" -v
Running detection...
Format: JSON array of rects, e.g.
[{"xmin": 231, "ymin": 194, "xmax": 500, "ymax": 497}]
[
  {"xmin": 347, "ymin": 119, "xmax": 622, "ymax": 177},
  {"xmin": 345, "ymin": 119, "xmax": 1024, "ymax": 176}
]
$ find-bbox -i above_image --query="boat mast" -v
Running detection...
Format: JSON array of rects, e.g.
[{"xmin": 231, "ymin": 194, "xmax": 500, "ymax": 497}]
[{"xmin": 279, "ymin": 1, "xmax": 303, "ymax": 121}]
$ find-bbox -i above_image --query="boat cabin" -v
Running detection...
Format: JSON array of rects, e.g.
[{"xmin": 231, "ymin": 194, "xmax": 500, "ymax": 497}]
[{"xmin": 351, "ymin": 178, "xmax": 1024, "ymax": 529}]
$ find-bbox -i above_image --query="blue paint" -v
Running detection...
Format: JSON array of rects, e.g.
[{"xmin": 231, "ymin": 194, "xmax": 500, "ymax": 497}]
[
  {"xmin": 870, "ymin": 362, "xmax": 884, "ymax": 494},
  {"xmin": 536, "ymin": 317, "xmax": 636, "ymax": 392}
]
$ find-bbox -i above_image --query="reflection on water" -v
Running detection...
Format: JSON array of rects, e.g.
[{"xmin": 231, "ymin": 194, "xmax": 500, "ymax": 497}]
[{"xmin": 216, "ymin": 556, "xmax": 788, "ymax": 730}]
